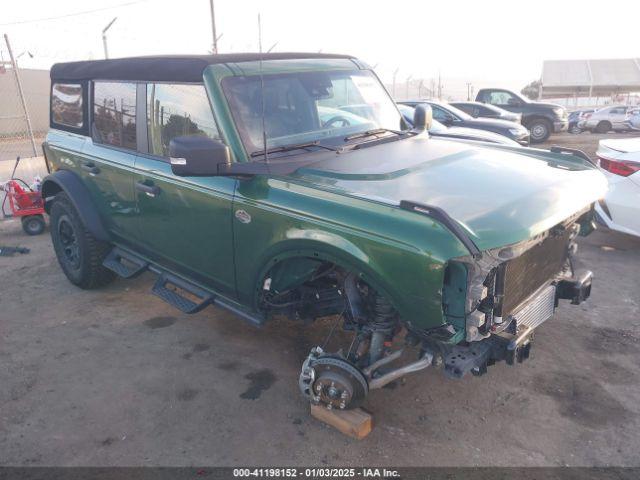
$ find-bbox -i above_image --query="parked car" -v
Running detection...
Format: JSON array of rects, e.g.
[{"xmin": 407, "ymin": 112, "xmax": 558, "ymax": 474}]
[
  {"xmin": 397, "ymin": 104, "xmax": 520, "ymax": 146},
  {"xmin": 400, "ymin": 100, "xmax": 530, "ymax": 145},
  {"xmin": 42, "ymin": 53, "xmax": 606, "ymax": 411},
  {"xmin": 594, "ymin": 137, "xmax": 640, "ymax": 237},
  {"xmin": 475, "ymin": 88, "xmax": 568, "ymax": 143},
  {"xmin": 624, "ymin": 108, "xmax": 640, "ymax": 131},
  {"xmin": 582, "ymin": 105, "xmax": 637, "ymax": 133},
  {"xmin": 568, "ymin": 109, "xmax": 595, "ymax": 134},
  {"xmin": 449, "ymin": 101, "xmax": 522, "ymax": 124}
]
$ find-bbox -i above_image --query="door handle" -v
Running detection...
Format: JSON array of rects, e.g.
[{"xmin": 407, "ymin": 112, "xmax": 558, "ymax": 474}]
[
  {"xmin": 135, "ymin": 180, "xmax": 160, "ymax": 197},
  {"xmin": 81, "ymin": 162, "xmax": 100, "ymax": 175}
]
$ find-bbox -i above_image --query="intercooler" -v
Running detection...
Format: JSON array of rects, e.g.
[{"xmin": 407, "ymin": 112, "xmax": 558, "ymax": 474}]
[{"xmin": 496, "ymin": 227, "xmax": 571, "ymax": 319}]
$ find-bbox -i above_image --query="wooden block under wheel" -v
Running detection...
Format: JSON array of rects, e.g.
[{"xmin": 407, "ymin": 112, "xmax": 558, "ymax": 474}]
[{"xmin": 310, "ymin": 403, "xmax": 373, "ymax": 439}]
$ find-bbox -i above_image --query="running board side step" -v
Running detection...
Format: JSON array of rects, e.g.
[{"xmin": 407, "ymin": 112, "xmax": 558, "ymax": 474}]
[
  {"xmin": 152, "ymin": 273, "xmax": 214, "ymax": 314},
  {"xmin": 103, "ymin": 247, "xmax": 149, "ymax": 279}
]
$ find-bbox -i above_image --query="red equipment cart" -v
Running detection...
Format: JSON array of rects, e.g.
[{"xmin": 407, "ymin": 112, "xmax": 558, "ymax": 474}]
[{"xmin": 1, "ymin": 156, "xmax": 46, "ymax": 235}]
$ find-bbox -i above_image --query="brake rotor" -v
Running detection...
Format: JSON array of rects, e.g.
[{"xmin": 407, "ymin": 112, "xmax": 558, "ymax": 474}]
[{"xmin": 310, "ymin": 356, "xmax": 368, "ymax": 410}]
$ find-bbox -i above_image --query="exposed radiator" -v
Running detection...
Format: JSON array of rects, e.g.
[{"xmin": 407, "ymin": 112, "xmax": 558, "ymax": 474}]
[{"xmin": 498, "ymin": 227, "xmax": 571, "ymax": 318}]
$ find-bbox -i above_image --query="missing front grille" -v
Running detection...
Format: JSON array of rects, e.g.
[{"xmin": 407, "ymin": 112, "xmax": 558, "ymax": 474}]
[{"xmin": 497, "ymin": 227, "xmax": 571, "ymax": 318}]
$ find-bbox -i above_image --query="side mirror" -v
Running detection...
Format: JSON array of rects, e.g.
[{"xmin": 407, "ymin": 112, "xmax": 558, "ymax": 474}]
[
  {"xmin": 412, "ymin": 104, "xmax": 433, "ymax": 132},
  {"xmin": 169, "ymin": 136, "xmax": 230, "ymax": 177}
]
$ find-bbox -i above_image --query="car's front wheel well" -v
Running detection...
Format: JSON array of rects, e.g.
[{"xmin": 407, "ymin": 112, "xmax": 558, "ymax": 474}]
[
  {"xmin": 259, "ymin": 254, "xmax": 402, "ymax": 350},
  {"xmin": 41, "ymin": 180, "xmax": 63, "ymax": 213}
]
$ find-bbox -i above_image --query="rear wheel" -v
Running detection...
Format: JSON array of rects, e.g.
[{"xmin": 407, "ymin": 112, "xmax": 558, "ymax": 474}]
[
  {"xmin": 569, "ymin": 123, "xmax": 582, "ymax": 134},
  {"xmin": 49, "ymin": 192, "xmax": 115, "ymax": 289},
  {"xmin": 21, "ymin": 215, "xmax": 45, "ymax": 235},
  {"xmin": 595, "ymin": 121, "xmax": 612, "ymax": 134},
  {"xmin": 528, "ymin": 119, "xmax": 552, "ymax": 143}
]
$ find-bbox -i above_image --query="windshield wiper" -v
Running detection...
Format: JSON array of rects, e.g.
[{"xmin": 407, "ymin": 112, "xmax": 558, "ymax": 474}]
[
  {"xmin": 344, "ymin": 128, "xmax": 404, "ymax": 141},
  {"xmin": 250, "ymin": 140, "xmax": 338, "ymax": 158}
]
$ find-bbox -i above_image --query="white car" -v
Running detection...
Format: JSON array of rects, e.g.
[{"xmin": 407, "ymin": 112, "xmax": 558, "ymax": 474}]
[
  {"xmin": 594, "ymin": 137, "xmax": 640, "ymax": 236},
  {"xmin": 583, "ymin": 105, "xmax": 637, "ymax": 133}
]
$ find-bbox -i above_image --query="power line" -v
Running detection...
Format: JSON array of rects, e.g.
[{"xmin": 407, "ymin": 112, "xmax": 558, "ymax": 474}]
[{"xmin": 0, "ymin": 0, "xmax": 148, "ymax": 26}]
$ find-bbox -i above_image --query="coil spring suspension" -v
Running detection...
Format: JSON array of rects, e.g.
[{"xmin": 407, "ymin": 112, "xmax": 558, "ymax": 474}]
[
  {"xmin": 366, "ymin": 292, "xmax": 398, "ymax": 364},
  {"xmin": 368, "ymin": 292, "xmax": 397, "ymax": 333}
]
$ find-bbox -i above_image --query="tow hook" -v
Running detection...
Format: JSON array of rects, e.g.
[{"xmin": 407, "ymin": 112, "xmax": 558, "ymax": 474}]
[
  {"xmin": 506, "ymin": 327, "xmax": 533, "ymax": 365},
  {"xmin": 556, "ymin": 269, "xmax": 593, "ymax": 305}
]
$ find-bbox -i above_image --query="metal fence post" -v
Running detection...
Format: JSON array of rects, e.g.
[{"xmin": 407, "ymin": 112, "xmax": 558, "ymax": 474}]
[{"xmin": 4, "ymin": 34, "xmax": 38, "ymax": 158}]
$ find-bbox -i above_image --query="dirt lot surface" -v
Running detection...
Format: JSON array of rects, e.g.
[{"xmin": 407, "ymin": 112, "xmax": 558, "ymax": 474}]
[
  {"xmin": 1, "ymin": 133, "xmax": 640, "ymax": 467},
  {"xmin": 541, "ymin": 131, "xmax": 640, "ymax": 159}
]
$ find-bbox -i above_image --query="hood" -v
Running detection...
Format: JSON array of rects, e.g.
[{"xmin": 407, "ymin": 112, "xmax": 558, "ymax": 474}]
[
  {"xmin": 290, "ymin": 135, "xmax": 607, "ymax": 252},
  {"xmin": 437, "ymin": 126, "xmax": 519, "ymax": 146},
  {"xmin": 531, "ymin": 101, "xmax": 564, "ymax": 109},
  {"xmin": 501, "ymin": 112, "xmax": 522, "ymax": 121},
  {"xmin": 527, "ymin": 101, "xmax": 565, "ymax": 114}
]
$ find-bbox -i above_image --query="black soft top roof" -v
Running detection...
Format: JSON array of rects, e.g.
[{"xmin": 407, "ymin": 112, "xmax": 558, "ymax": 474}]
[{"xmin": 50, "ymin": 52, "xmax": 356, "ymax": 82}]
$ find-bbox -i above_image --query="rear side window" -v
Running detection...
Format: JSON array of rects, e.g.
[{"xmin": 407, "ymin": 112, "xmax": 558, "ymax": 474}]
[
  {"xmin": 93, "ymin": 81, "xmax": 137, "ymax": 150},
  {"xmin": 51, "ymin": 83, "xmax": 84, "ymax": 128},
  {"xmin": 147, "ymin": 83, "xmax": 220, "ymax": 158}
]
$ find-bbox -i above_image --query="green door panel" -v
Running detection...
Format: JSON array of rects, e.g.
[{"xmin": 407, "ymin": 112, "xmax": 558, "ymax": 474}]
[
  {"xmin": 132, "ymin": 156, "xmax": 237, "ymax": 296},
  {"xmin": 78, "ymin": 139, "xmax": 138, "ymax": 244},
  {"xmin": 44, "ymin": 132, "xmax": 87, "ymax": 178}
]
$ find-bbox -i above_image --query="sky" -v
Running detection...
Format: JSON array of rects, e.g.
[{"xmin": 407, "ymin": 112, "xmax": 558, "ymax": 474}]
[{"xmin": 2, "ymin": 0, "xmax": 639, "ymax": 95}]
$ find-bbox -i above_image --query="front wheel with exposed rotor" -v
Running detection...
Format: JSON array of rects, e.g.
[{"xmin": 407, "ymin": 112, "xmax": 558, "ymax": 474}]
[{"xmin": 299, "ymin": 348, "xmax": 369, "ymax": 410}]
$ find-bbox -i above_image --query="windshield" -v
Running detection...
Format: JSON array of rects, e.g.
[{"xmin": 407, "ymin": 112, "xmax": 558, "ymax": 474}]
[
  {"xmin": 437, "ymin": 102, "xmax": 472, "ymax": 120},
  {"xmin": 222, "ymin": 70, "xmax": 404, "ymax": 155}
]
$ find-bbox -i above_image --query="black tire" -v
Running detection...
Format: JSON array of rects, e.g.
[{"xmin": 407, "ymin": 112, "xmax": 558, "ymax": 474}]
[
  {"xmin": 527, "ymin": 119, "xmax": 552, "ymax": 143},
  {"xmin": 49, "ymin": 192, "xmax": 115, "ymax": 289},
  {"xmin": 568, "ymin": 123, "xmax": 582, "ymax": 134},
  {"xmin": 21, "ymin": 215, "xmax": 46, "ymax": 235},
  {"xmin": 595, "ymin": 121, "xmax": 611, "ymax": 134}
]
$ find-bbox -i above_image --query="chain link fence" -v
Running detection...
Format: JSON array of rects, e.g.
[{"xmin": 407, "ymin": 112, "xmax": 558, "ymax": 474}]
[
  {"xmin": 1, "ymin": 35, "xmax": 50, "ymax": 217},
  {"xmin": 0, "ymin": 36, "xmax": 49, "ymax": 163}
]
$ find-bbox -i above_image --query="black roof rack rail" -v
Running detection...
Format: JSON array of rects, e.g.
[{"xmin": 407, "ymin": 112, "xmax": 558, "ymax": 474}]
[{"xmin": 399, "ymin": 200, "xmax": 481, "ymax": 257}]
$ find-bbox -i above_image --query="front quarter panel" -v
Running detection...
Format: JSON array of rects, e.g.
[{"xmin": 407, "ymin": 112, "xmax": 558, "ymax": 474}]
[{"xmin": 232, "ymin": 176, "xmax": 470, "ymax": 331}]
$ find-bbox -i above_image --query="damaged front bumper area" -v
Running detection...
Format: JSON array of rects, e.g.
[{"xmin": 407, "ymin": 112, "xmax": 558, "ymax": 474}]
[
  {"xmin": 437, "ymin": 207, "xmax": 595, "ymax": 378},
  {"xmin": 442, "ymin": 272, "xmax": 592, "ymax": 378}
]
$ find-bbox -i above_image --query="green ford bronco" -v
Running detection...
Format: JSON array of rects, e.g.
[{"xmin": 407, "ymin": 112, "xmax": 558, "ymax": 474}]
[{"xmin": 43, "ymin": 53, "xmax": 607, "ymax": 410}]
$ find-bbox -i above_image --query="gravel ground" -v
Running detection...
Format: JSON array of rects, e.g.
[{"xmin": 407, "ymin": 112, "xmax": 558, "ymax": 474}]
[
  {"xmin": 1, "ymin": 133, "xmax": 639, "ymax": 467},
  {"xmin": 541, "ymin": 131, "xmax": 640, "ymax": 159}
]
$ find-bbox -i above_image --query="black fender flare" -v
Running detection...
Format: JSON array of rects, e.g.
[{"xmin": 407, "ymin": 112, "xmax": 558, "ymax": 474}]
[{"xmin": 41, "ymin": 169, "xmax": 110, "ymax": 242}]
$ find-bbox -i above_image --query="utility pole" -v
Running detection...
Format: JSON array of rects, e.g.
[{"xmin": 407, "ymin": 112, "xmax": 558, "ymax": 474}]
[
  {"xmin": 466, "ymin": 82, "xmax": 472, "ymax": 101},
  {"xmin": 392, "ymin": 67, "xmax": 399, "ymax": 98},
  {"xmin": 418, "ymin": 79, "xmax": 424, "ymax": 98},
  {"xmin": 209, "ymin": 0, "xmax": 218, "ymax": 53},
  {"xmin": 405, "ymin": 75, "xmax": 413, "ymax": 100},
  {"xmin": 4, "ymin": 34, "xmax": 37, "ymax": 157},
  {"xmin": 437, "ymin": 72, "xmax": 442, "ymax": 100},
  {"xmin": 102, "ymin": 17, "xmax": 117, "ymax": 59}
]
